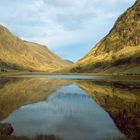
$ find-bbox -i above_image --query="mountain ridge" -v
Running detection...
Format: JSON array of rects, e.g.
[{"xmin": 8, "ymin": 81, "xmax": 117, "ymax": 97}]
[
  {"xmin": 0, "ymin": 25, "xmax": 70, "ymax": 72},
  {"xmin": 71, "ymin": 0, "xmax": 140, "ymax": 74}
]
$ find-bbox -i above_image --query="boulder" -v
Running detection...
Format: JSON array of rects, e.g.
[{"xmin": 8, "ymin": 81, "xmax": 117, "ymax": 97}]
[{"xmin": 0, "ymin": 123, "xmax": 14, "ymax": 135}]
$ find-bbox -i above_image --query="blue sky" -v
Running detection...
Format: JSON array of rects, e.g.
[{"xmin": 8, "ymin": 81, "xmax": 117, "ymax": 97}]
[{"xmin": 0, "ymin": 0, "xmax": 135, "ymax": 62}]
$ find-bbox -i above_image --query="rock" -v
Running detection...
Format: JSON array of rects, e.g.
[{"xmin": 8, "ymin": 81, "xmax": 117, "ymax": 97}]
[
  {"xmin": 130, "ymin": 85, "xmax": 134, "ymax": 89},
  {"xmin": 0, "ymin": 69, "xmax": 7, "ymax": 72},
  {"xmin": 0, "ymin": 123, "xmax": 14, "ymax": 135}
]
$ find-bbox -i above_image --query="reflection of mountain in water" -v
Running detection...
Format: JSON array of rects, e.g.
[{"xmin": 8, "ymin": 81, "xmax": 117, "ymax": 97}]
[
  {"xmin": 0, "ymin": 76, "xmax": 140, "ymax": 140},
  {"xmin": 78, "ymin": 80, "xmax": 140, "ymax": 140},
  {"xmin": 3, "ymin": 85, "xmax": 124, "ymax": 140},
  {"xmin": 0, "ymin": 78, "xmax": 70, "ymax": 120}
]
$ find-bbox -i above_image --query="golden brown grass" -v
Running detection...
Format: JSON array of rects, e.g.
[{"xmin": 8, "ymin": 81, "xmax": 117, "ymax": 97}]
[
  {"xmin": 71, "ymin": 1, "xmax": 140, "ymax": 74},
  {"xmin": 0, "ymin": 25, "xmax": 70, "ymax": 72}
]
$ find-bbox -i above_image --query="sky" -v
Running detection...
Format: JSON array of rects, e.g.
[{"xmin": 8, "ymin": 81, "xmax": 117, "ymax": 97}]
[{"xmin": 0, "ymin": 0, "xmax": 135, "ymax": 62}]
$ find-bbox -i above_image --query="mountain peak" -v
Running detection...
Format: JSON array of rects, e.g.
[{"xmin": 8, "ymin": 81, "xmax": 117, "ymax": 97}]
[
  {"xmin": 0, "ymin": 25, "xmax": 71, "ymax": 72},
  {"xmin": 72, "ymin": 0, "xmax": 140, "ymax": 74}
]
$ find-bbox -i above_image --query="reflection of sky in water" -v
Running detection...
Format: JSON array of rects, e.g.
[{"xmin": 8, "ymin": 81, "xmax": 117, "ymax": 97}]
[{"xmin": 3, "ymin": 85, "xmax": 124, "ymax": 140}]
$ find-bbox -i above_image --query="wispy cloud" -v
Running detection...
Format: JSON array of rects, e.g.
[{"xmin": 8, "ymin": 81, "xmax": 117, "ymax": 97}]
[{"xmin": 0, "ymin": 0, "xmax": 134, "ymax": 61}]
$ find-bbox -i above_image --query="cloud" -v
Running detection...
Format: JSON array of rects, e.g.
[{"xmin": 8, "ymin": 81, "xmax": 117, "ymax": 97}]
[{"xmin": 0, "ymin": 0, "xmax": 135, "ymax": 61}]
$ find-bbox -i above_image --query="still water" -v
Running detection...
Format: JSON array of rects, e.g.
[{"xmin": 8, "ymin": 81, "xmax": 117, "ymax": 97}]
[{"xmin": 0, "ymin": 75, "xmax": 140, "ymax": 140}]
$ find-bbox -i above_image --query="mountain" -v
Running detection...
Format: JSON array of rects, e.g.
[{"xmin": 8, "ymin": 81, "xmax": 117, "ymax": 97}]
[
  {"xmin": 0, "ymin": 25, "xmax": 70, "ymax": 72},
  {"xmin": 64, "ymin": 60, "xmax": 74, "ymax": 64},
  {"xmin": 71, "ymin": 0, "xmax": 140, "ymax": 74}
]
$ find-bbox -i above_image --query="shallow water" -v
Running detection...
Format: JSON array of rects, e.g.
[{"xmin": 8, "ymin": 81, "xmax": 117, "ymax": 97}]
[{"xmin": 0, "ymin": 75, "xmax": 140, "ymax": 140}]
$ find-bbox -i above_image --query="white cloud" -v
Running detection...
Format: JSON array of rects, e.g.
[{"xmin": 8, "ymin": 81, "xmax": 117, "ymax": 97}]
[{"xmin": 0, "ymin": 0, "xmax": 135, "ymax": 61}]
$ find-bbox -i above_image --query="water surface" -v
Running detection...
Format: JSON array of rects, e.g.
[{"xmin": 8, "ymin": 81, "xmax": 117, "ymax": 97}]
[{"xmin": 0, "ymin": 75, "xmax": 140, "ymax": 140}]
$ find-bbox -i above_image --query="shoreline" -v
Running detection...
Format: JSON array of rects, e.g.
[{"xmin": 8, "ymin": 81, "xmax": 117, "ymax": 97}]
[{"xmin": 0, "ymin": 71, "xmax": 140, "ymax": 77}]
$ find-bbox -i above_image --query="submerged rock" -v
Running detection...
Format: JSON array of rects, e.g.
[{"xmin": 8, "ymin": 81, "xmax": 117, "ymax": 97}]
[{"xmin": 0, "ymin": 123, "xmax": 14, "ymax": 135}]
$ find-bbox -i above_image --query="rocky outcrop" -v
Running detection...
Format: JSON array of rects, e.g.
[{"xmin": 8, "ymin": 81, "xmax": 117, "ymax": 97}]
[
  {"xmin": 0, "ymin": 123, "xmax": 14, "ymax": 135},
  {"xmin": 72, "ymin": 0, "xmax": 140, "ymax": 74}
]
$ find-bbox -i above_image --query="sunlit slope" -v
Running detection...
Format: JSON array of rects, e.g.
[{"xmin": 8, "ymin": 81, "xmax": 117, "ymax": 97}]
[
  {"xmin": 0, "ymin": 25, "xmax": 70, "ymax": 71},
  {"xmin": 72, "ymin": 0, "xmax": 140, "ymax": 74}
]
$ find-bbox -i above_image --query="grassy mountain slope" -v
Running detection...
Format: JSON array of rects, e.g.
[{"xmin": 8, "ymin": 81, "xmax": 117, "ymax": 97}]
[
  {"xmin": 72, "ymin": 0, "xmax": 140, "ymax": 74},
  {"xmin": 0, "ymin": 25, "xmax": 70, "ymax": 72}
]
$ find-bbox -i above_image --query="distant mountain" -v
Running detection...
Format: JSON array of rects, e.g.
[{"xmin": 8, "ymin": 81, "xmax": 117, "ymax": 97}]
[
  {"xmin": 72, "ymin": 0, "xmax": 140, "ymax": 74},
  {"xmin": 64, "ymin": 60, "xmax": 74, "ymax": 64},
  {"xmin": 0, "ymin": 25, "xmax": 70, "ymax": 72}
]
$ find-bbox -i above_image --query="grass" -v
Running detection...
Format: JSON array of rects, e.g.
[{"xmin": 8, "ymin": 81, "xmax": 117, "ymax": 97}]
[
  {"xmin": 73, "ymin": 46, "xmax": 140, "ymax": 74},
  {"xmin": 0, "ymin": 25, "xmax": 70, "ymax": 72},
  {"xmin": 0, "ymin": 135, "xmax": 61, "ymax": 140},
  {"xmin": 0, "ymin": 135, "xmax": 131, "ymax": 140},
  {"xmin": 70, "ymin": 1, "xmax": 140, "ymax": 74}
]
